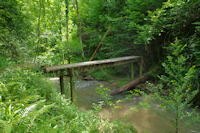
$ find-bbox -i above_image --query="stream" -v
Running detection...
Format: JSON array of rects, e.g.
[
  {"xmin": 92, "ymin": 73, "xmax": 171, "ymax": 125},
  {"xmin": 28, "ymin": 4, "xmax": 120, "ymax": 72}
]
[{"xmin": 49, "ymin": 77, "xmax": 200, "ymax": 133}]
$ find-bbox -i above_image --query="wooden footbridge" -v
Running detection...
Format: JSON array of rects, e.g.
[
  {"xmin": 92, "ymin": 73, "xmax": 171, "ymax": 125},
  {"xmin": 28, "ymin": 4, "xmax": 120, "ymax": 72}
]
[{"xmin": 44, "ymin": 56, "xmax": 143, "ymax": 102}]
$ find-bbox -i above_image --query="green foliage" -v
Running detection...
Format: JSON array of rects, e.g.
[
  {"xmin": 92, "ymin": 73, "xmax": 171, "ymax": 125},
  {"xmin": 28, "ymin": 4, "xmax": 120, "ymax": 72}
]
[
  {"xmin": 0, "ymin": 0, "xmax": 85, "ymax": 64},
  {"xmin": 129, "ymin": 89, "xmax": 143, "ymax": 97},
  {"xmin": 0, "ymin": 0, "xmax": 31, "ymax": 59},
  {"xmin": 0, "ymin": 56, "xmax": 9, "ymax": 71},
  {"xmin": 0, "ymin": 68, "xmax": 135, "ymax": 133},
  {"xmin": 137, "ymin": 0, "xmax": 200, "ymax": 42},
  {"xmin": 79, "ymin": 0, "xmax": 166, "ymax": 61},
  {"xmin": 89, "ymin": 70, "xmax": 110, "ymax": 81},
  {"xmin": 112, "ymin": 120, "xmax": 136, "ymax": 133},
  {"xmin": 96, "ymin": 85, "xmax": 112, "ymax": 106},
  {"xmin": 150, "ymin": 41, "xmax": 200, "ymax": 132},
  {"xmin": 135, "ymin": 0, "xmax": 200, "ymax": 62}
]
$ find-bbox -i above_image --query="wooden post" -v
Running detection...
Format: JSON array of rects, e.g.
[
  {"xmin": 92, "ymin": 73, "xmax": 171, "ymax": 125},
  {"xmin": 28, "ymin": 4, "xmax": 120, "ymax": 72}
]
[
  {"xmin": 59, "ymin": 70, "xmax": 65, "ymax": 95},
  {"xmin": 131, "ymin": 63, "xmax": 134, "ymax": 80},
  {"xmin": 69, "ymin": 68, "xmax": 75, "ymax": 102},
  {"xmin": 139, "ymin": 58, "xmax": 143, "ymax": 77}
]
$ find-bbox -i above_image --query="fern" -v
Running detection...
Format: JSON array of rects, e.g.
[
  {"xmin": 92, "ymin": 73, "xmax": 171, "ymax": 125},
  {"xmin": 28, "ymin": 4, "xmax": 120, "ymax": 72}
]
[
  {"xmin": 0, "ymin": 68, "xmax": 136, "ymax": 133},
  {"xmin": 0, "ymin": 120, "xmax": 12, "ymax": 133}
]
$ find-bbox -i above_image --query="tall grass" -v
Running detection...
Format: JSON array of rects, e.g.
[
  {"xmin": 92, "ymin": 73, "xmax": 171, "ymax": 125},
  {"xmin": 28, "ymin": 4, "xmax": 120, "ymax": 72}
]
[{"xmin": 0, "ymin": 67, "xmax": 136, "ymax": 133}]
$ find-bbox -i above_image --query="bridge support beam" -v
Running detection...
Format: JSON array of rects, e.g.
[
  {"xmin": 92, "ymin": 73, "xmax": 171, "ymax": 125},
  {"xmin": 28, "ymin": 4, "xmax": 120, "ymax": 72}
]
[
  {"xmin": 69, "ymin": 68, "xmax": 75, "ymax": 102},
  {"xmin": 139, "ymin": 58, "xmax": 143, "ymax": 77},
  {"xmin": 130, "ymin": 63, "xmax": 134, "ymax": 80},
  {"xmin": 44, "ymin": 56, "xmax": 143, "ymax": 102},
  {"xmin": 59, "ymin": 70, "xmax": 65, "ymax": 95}
]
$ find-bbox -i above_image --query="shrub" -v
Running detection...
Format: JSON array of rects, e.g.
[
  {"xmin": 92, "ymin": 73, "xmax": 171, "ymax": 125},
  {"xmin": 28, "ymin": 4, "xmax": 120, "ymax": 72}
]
[{"xmin": 150, "ymin": 40, "xmax": 200, "ymax": 133}]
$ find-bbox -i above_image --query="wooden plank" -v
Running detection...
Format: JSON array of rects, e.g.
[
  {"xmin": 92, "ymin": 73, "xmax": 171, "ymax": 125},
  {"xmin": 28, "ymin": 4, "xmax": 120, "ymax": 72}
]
[
  {"xmin": 44, "ymin": 56, "xmax": 141, "ymax": 72},
  {"xmin": 76, "ymin": 59, "xmax": 139, "ymax": 72}
]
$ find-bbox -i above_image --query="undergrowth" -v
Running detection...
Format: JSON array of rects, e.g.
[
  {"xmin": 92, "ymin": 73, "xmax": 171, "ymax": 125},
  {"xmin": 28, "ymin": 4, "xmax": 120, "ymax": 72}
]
[{"xmin": 0, "ymin": 67, "xmax": 136, "ymax": 133}]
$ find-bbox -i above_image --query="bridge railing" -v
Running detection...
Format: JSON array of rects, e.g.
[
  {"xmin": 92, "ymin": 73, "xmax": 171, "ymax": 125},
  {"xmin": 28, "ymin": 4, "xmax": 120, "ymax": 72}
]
[{"xmin": 44, "ymin": 56, "xmax": 143, "ymax": 102}]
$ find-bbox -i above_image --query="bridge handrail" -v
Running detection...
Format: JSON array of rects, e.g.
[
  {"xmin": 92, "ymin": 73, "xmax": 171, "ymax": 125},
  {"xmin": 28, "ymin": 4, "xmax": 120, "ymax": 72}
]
[{"xmin": 44, "ymin": 56, "xmax": 141, "ymax": 72}]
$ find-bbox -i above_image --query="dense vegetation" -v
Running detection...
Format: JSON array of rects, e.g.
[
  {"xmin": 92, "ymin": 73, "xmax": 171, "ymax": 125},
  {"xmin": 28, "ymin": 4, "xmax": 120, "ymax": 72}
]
[
  {"xmin": 0, "ymin": 67, "xmax": 135, "ymax": 132},
  {"xmin": 0, "ymin": 0, "xmax": 200, "ymax": 132}
]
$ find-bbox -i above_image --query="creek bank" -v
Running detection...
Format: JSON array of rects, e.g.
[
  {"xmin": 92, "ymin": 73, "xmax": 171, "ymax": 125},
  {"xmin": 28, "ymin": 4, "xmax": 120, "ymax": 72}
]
[{"xmin": 49, "ymin": 77, "xmax": 200, "ymax": 133}]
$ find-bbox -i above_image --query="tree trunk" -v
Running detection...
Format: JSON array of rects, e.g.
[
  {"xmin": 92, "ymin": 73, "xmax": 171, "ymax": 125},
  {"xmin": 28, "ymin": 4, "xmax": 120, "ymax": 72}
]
[
  {"xmin": 64, "ymin": 0, "xmax": 69, "ymax": 64},
  {"xmin": 34, "ymin": 0, "xmax": 42, "ymax": 64},
  {"xmin": 110, "ymin": 75, "xmax": 152, "ymax": 95},
  {"xmin": 75, "ymin": 0, "xmax": 85, "ymax": 61},
  {"xmin": 89, "ymin": 25, "xmax": 112, "ymax": 61},
  {"xmin": 65, "ymin": 0, "xmax": 69, "ymax": 42},
  {"xmin": 175, "ymin": 102, "xmax": 179, "ymax": 133}
]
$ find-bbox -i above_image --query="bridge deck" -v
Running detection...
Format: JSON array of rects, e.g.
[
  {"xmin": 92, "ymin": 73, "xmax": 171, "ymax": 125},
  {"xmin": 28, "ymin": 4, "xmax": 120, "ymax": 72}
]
[{"xmin": 44, "ymin": 56, "xmax": 141, "ymax": 72}]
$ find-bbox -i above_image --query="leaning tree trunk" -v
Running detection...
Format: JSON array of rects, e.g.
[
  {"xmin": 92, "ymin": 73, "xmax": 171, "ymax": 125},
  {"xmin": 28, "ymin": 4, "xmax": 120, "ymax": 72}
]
[{"xmin": 89, "ymin": 25, "xmax": 112, "ymax": 61}]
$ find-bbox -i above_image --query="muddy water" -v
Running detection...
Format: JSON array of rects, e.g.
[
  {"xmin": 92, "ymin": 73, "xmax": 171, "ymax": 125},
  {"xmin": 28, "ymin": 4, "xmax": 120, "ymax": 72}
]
[{"xmin": 49, "ymin": 78, "xmax": 200, "ymax": 133}]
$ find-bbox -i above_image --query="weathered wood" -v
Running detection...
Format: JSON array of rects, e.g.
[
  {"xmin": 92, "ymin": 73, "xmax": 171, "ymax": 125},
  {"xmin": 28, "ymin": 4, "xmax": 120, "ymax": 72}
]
[
  {"xmin": 59, "ymin": 70, "xmax": 65, "ymax": 95},
  {"xmin": 130, "ymin": 63, "xmax": 134, "ymax": 80},
  {"xmin": 110, "ymin": 75, "xmax": 151, "ymax": 95},
  {"xmin": 44, "ymin": 56, "xmax": 141, "ymax": 72},
  {"xmin": 139, "ymin": 58, "xmax": 144, "ymax": 77},
  {"xmin": 45, "ymin": 56, "xmax": 144, "ymax": 101},
  {"xmin": 69, "ymin": 68, "xmax": 75, "ymax": 102}
]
